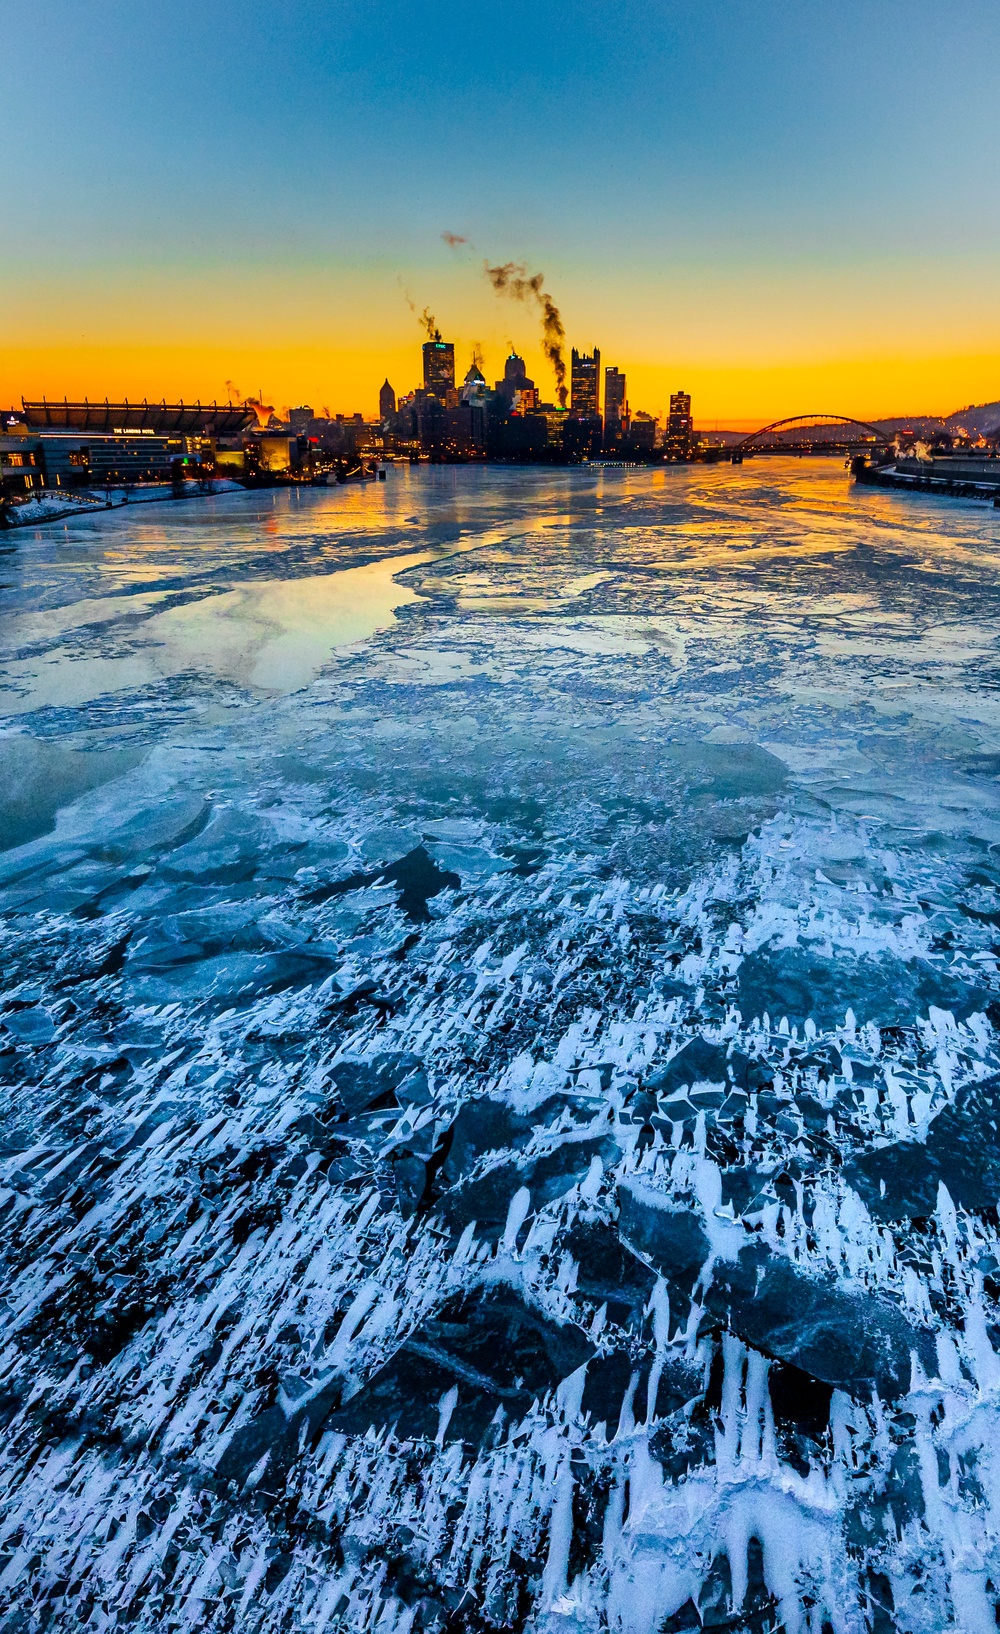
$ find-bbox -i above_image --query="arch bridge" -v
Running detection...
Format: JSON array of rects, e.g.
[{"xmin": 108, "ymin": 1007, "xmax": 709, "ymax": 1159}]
[{"xmin": 734, "ymin": 414, "xmax": 892, "ymax": 456}]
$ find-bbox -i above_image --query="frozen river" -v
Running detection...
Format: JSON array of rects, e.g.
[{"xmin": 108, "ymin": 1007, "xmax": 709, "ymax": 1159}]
[{"xmin": 3, "ymin": 461, "xmax": 1000, "ymax": 1630}]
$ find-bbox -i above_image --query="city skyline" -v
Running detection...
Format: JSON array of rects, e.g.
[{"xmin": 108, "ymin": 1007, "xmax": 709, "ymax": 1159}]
[{"xmin": 3, "ymin": 2, "xmax": 1000, "ymax": 422}]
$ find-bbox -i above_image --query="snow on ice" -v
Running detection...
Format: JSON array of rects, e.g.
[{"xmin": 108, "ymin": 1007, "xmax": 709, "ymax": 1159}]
[{"xmin": 3, "ymin": 465, "xmax": 1000, "ymax": 1629}]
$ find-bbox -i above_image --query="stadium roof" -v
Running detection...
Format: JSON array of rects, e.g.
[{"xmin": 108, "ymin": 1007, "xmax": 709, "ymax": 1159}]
[{"xmin": 21, "ymin": 399, "xmax": 255, "ymax": 435}]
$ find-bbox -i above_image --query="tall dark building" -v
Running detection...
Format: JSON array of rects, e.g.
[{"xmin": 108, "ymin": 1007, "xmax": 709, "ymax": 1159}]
[
  {"xmin": 379, "ymin": 379, "xmax": 396, "ymax": 421},
  {"xmin": 423, "ymin": 340, "xmax": 455, "ymax": 401},
  {"xmin": 665, "ymin": 390, "xmax": 693, "ymax": 459},
  {"xmin": 604, "ymin": 367, "xmax": 626, "ymax": 445},
  {"xmin": 495, "ymin": 351, "xmax": 534, "ymax": 409},
  {"xmin": 570, "ymin": 348, "xmax": 601, "ymax": 420}
]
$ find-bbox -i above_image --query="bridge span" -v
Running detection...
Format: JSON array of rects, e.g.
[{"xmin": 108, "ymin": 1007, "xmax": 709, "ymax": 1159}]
[{"xmin": 730, "ymin": 414, "xmax": 893, "ymax": 461}]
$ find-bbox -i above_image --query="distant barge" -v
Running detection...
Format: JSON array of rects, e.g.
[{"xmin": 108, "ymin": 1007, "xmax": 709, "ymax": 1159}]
[{"xmin": 853, "ymin": 454, "xmax": 1000, "ymax": 504}]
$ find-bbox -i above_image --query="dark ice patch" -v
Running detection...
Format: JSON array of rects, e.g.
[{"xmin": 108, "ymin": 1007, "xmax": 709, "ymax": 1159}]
[
  {"xmin": 378, "ymin": 846, "xmax": 460, "ymax": 922},
  {"xmin": 331, "ymin": 1053, "xmax": 425, "ymax": 1115},
  {"xmin": 0, "ymin": 737, "xmax": 141, "ymax": 853},
  {"xmin": 581, "ymin": 1349, "xmax": 702, "ymax": 1436},
  {"xmin": 441, "ymin": 1094, "xmax": 567, "ymax": 1185},
  {"xmin": 769, "ymin": 1359, "xmax": 833, "ymax": 1475},
  {"xmin": 738, "ymin": 947, "xmax": 989, "ymax": 1029},
  {"xmin": 305, "ymin": 845, "xmax": 459, "ymax": 923},
  {"xmin": 562, "ymin": 1219, "xmax": 657, "ymax": 1327},
  {"xmin": 438, "ymin": 1134, "xmax": 618, "ymax": 1235},
  {"xmin": 327, "ymin": 1285, "xmax": 595, "ymax": 1445},
  {"xmin": 706, "ymin": 1246, "xmax": 933, "ymax": 1400},
  {"xmin": 617, "ymin": 1182, "xmax": 711, "ymax": 1288},
  {"xmin": 216, "ymin": 1374, "xmax": 342, "ymax": 1491},
  {"xmin": 647, "ymin": 1036, "xmax": 729, "ymax": 1095},
  {"xmin": 845, "ymin": 1074, "xmax": 1000, "ymax": 1220},
  {"xmin": 392, "ymin": 1155, "xmax": 429, "ymax": 1219}
]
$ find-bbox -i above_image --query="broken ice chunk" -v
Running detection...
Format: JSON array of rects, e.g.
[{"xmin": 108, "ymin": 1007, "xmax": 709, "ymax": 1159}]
[
  {"xmin": 845, "ymin": 1073, "xmax": 1000, "ymax": 1219},
  {"xmin": 647, "ymin": 1036, "xmax": 729, "ymax": 1096},
  {"xmin": 330, "ymin": 1053, "xmax": 425, "ymax": 1116},
  {"xmin": 617, "ymin": 1182, "xmax": 711, "ymax": 1289},
  {"xmin": 562, "ymin": 1219, "xmax": 657, "ymax": 1327},
  {"xmin": 160, "ymin": 808, "xmax": 268, "ymax": 883},
  {"xmin": 439, "ymin": 1133, "xmax": 619, "ymax": 1236},
  {"xmin": 327, "ymin": 1285, "xmax": 595, "ymax": 1445},
  {"xmin": 706, "ymin": 1245, "xmax": 935, "ymax": 1400},
  {"xmin": 95, "ymin": 794, "xmax": 209, "ymax": 863}
]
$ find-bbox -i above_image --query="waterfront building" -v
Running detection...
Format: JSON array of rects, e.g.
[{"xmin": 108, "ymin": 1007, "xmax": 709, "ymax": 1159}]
[
  {"xmin": 423, "ymin": 339, "xmax": 455, "ymax": 401},
  {"xmin": 0, "ymin": 436, "xmax": 43, "ymax": 500},
  {"xmin": 18, "ymin": 403, "xmax": 238, "ymax": 489},
  {"xmin": 629, "ymin": 412, "xmax": 658, "ymax": 452},
  {"xmin": 571, "ymin": 349, "xmax": 601, "ymax": 420},
  {"xmin": 288, "ymin": 406, "xmax": 314, "ymax": 431},
  {"xmin": 536, "ymin": 406, "xmax": 570, "ymax": 448},
  {"xmin": 665, "ymin": 391, "xmax": 693, "ymax": 459},
  {"xmin": 379, "ymin": 379, "xmax": 396, "ymax": 421},
  {"xmin": 604, "ymin": 367, "xmax": 627, "ymax": 446}
]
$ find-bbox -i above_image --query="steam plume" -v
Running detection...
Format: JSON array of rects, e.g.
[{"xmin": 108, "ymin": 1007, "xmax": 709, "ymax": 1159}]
[
  {"xmin": 471, "ymin": 344, "xmax": 484, "ymax": 372},
  {"xmin": 224, "ymin": 379, "xmax": 243, "ymax": 404},
  {"xmin": 485, "ymin": 261, "xmax": 567, "ymax": 406},
  {"xmin": 244, "ymin": 393, "xmax": 274, "ymax": 429},
  {"xmin": 421, "ymin": 307, "xmax": 442, "ymax": 342}
]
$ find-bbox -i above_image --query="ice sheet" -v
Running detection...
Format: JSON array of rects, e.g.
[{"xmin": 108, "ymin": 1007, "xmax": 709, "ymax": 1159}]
[{"xmin": 2, "ymin": 461, "xmax": 1000, "ymax": 1630}]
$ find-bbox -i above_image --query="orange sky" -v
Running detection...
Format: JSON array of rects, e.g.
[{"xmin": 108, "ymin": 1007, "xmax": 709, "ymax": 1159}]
[{"xmin": 5, "ymin": 338, "xmax": 998, "ymax": 429}]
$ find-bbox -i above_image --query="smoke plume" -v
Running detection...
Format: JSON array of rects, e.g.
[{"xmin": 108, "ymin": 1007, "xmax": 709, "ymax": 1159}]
[
  {"xmin": 224, "ymin": 379, "xmax": 243, "ymax": 404},
  {"xmin": 244, "ymin": 394, "xmax": 274, "ymax": 429},
  {"xmin": 471, "ymin": 344, "xmax": 484, "ymax": 373},
  {"xmin": 442, "ymin": 231, "xmax": 468, "ymax": 249},
  {"xmin": 484, "ymin": 261, "xmax": 567, "ymax": 406},
  {"xmin": 421, "ymin": 307, "xmax": 442, "ymax": 342}
]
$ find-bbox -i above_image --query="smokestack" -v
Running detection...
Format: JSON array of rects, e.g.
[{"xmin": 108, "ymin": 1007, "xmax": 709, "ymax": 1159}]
[{"xmin": 484, "ymin": 262, "xmax": 567, "ymax": 408}]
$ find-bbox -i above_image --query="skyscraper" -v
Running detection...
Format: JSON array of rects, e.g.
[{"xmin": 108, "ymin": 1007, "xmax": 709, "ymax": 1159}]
[
  {"xmin": 379, "ymin": 379, "xmax": 396, "ymax": 421},
  {"xmin": 665, "ymin": 391, "xmax": 693, "ymax": 459},
  {"xmin": 604, "ymin": 367, "xmax": 626, "ymax": 445},
  {"xmin": 495, "ymin": 351, "xmax": 534, "ymax": 409},
  {"xmin": 460, "ymin": 362, "xmax": 488, "ymax": 405},
  {"xmin": 423, "ymin": 340, "xmax": 455, "ymax": 401},
  {"xmin": 570, "ymin": 348, "xmax": 601, "ymax": 420}
]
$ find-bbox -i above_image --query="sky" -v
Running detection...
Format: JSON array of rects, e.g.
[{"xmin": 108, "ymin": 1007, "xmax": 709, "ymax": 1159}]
[{"xmin": 2, "ymin": 0, "xmax": 1000, "ymax": 425}]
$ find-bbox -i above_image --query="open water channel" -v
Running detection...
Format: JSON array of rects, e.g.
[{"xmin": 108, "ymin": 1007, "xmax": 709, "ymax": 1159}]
[{"xmin": 3, "ymin": 461, "xmax": 1000, "ymax": 1631}]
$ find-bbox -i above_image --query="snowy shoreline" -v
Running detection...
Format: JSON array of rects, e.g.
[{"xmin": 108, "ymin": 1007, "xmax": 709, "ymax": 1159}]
[{"xmin": 0, "ymin": 478, "xmax": 247, "ymax": 529}]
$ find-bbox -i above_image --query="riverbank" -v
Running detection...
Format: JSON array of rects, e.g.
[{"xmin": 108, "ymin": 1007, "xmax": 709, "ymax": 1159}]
[{"xmin": 0, "ymin": 477, "xmax": 246, "ymax": 529}]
